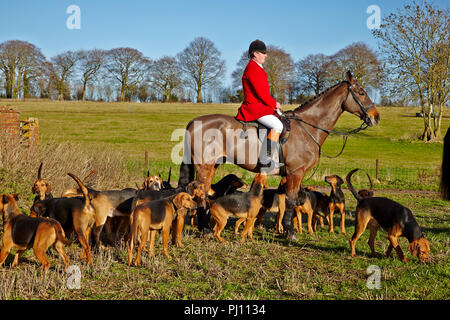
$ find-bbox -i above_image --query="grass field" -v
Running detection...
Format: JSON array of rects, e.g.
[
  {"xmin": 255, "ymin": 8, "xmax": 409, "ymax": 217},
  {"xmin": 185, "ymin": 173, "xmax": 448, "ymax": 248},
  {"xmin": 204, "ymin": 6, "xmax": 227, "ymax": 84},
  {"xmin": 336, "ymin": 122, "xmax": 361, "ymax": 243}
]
[
  {"xmin": 0, "ymin": 100, "xmax": 448, "ymax": 300},
  {"xmin": 9, "ymin": 100, "xmax": 450, "ymax": 190}
]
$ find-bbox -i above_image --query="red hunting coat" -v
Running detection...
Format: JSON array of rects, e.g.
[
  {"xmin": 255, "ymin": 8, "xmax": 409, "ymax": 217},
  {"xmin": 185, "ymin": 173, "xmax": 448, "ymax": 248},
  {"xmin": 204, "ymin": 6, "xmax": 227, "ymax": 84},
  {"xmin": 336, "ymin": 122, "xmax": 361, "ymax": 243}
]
[{"xmin": 235, "ymin": 59, "xmax": 277, "ymax": 121}]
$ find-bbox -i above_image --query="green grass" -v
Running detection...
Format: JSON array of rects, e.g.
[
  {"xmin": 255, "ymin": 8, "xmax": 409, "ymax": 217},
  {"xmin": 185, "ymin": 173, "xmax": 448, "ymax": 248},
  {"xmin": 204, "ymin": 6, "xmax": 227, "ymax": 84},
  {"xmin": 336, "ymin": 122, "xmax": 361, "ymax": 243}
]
[
  {"xmin": 0, "ymin": 189, "xmax": 447, "ymax": 300},
  {"xmin": 0, "ymin": 100, "xmax": 448, "ymax": 300},
  {"xmin": 8, "ymin": 100, "xmax": 449, "ymax": 190}
]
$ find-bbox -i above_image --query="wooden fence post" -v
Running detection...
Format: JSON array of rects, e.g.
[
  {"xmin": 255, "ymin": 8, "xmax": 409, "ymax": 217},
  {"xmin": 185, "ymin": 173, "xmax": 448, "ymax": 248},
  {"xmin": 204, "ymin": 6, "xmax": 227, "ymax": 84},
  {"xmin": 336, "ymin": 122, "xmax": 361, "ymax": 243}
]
[{"xmin": 376, "ymin": 159, "xmax": 380, "ymax": 180}]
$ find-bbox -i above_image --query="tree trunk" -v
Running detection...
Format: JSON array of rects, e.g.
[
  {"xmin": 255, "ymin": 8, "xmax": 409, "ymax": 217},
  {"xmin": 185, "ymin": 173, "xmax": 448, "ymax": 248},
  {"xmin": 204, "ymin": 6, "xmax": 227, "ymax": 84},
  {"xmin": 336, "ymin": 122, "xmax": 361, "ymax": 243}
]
[
  {"xmin": 165, "ymin": 88, "xmax": 173, "ymax": 102},
  {"xmin": 120, "ymin": 83, "xmax": 126, "ymax": 102},
  {"xmin": 23, "ymin": 74, "xmax": 30, "ymax": 98},
  {"xmin": 196, "ymin": 87, "xmax": 203, "ymax": 103},
  {"xmin": 59, "ymin": 79, "xmax": 64, "ymax": 101},
  {"xmin": 421, "ymin": 126, "xmax": 434, "ymax": 141},
  {"xmin": 81, "ymin": 80, "xmax": 87, "ymax": 101},
  {"xmin": 5, "ymin": 74, "xmax": 12, "ymax": 98},
  {"xmin": 433, "ymin": 103, "xmax": 444, "ymax": 139}
]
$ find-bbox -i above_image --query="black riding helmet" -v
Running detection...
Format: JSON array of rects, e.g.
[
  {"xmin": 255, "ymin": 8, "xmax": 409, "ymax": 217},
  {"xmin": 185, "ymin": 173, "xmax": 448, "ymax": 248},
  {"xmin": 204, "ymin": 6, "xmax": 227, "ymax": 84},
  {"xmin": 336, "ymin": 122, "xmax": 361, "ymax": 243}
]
[{"xmin": 248, "ymin": 40, "xmax": 267, "ymax": 58}]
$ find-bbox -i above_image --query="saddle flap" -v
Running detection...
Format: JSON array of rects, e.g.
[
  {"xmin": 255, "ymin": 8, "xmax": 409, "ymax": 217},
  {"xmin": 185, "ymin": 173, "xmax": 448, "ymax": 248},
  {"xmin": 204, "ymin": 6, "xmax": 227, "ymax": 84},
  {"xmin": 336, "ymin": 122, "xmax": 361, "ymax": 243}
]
[{"xmin": 236, "ymin": 117, "xmax": 290, "ymax": 145}]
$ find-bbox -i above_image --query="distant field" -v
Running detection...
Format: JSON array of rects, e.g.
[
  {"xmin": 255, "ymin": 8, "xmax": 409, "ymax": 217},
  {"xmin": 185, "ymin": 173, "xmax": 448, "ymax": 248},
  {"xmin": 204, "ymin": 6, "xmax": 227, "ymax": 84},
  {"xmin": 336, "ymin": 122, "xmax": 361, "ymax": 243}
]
[
  {"xmin": 5, "ymin": 99, "xmax": 450, "ymax": 190},
  {"xmin": 0, "ymin": 100, "xmax": 448, "ymax": 300}
]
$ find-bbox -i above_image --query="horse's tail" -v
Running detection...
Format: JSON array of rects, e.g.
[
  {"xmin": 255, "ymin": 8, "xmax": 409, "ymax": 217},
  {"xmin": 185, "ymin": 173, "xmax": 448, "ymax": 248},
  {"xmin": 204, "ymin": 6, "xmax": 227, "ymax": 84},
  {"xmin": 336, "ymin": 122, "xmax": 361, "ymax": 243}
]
[
  {"xmin": 178, "ymin": 120, "xmax": 195, "ymax": 187},
  {"xmin": 346, "ymin": 169, "xmax": 362, "ymax": 202},
  {"xmin": 440, "ymin": 127, "xmax": 450, "ymax": 201}
]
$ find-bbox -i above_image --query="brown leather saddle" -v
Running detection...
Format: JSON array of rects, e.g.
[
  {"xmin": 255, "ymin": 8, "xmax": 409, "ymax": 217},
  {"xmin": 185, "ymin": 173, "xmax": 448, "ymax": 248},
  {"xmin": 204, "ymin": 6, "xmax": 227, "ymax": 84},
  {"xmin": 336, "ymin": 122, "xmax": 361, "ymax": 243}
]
[{"xmin": 235, "ymin": 115, "xmax": 291, "ymax": 176}]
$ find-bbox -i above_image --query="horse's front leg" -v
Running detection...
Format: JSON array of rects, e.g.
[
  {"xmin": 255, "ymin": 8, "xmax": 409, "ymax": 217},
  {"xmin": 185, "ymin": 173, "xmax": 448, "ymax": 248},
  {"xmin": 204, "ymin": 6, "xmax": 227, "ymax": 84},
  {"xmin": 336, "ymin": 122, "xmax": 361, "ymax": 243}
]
[
  {"xmin": 195, "ymin": 164, "xmax": 216, "ymax": 196},
  {"xmin": 282, "ymin": 169, "xmax": 305, "ymax": 241},
  {"xmin": 194, "ymin": 163, "xmax": 217, "ymax": 232}
]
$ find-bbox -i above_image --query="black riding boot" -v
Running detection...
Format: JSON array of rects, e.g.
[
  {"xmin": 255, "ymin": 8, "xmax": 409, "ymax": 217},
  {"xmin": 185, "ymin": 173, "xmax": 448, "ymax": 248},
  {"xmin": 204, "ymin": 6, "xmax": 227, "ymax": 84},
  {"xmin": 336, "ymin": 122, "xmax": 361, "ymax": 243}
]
[{"xmin": 259, "ymin": 130, "xmax": 281, "ymax": 172}]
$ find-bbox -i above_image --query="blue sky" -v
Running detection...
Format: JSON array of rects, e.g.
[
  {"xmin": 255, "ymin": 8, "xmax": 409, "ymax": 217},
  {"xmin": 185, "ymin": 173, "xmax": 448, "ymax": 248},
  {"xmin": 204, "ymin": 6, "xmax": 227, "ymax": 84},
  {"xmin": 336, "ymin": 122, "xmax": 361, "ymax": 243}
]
[{"xmin": 0, "ymin": 0, "xmax": 448, "ymax": 85}]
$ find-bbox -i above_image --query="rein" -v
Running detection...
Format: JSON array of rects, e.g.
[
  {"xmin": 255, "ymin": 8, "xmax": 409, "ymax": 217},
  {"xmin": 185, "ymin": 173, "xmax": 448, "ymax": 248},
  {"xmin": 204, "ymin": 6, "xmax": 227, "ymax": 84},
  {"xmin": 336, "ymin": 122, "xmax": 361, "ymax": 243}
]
[
  {"xmin": 281, "ymin": 111, "xmax": 369, "ymax": 159},
  {"xmin": 279, "ymin": 81, "xmax": 373, "ymax": 178}
]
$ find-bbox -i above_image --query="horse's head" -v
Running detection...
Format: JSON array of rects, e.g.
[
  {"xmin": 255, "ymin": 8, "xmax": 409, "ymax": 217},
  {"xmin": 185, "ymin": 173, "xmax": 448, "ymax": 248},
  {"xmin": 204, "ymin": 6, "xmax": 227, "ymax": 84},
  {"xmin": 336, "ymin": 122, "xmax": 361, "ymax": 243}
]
[{"xmin": 342, "ymin": 71, "xmax": 380, "ymax": 127}]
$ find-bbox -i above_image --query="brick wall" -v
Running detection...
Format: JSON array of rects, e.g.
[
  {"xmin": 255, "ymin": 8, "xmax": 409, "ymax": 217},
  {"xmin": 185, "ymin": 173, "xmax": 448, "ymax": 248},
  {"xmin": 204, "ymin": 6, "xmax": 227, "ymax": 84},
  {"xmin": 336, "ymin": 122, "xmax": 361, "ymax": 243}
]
[
  {"xmin": 21, "ymin": 118, "xmax": 39, "ymax": 147},
  {"xmin": 1, "ymin": 105, "xmax": 21, "ymax": 144},
  {"xmin": 0, "ymin": 106, "xmax": 39, "ymax": 147}
]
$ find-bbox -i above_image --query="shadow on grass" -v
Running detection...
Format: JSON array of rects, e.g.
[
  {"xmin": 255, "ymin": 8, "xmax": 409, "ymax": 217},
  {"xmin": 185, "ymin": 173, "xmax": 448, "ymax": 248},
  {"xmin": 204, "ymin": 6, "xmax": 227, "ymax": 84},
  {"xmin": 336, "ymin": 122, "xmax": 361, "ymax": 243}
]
[{"xmin": 422, "ymin": 226, "xmax": 450, "ymax": 236}]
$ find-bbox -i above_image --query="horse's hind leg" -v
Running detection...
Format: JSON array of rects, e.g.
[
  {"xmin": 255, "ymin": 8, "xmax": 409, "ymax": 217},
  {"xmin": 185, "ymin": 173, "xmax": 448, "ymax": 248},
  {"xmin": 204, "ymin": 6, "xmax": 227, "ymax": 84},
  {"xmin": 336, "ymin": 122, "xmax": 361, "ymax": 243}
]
[{"xmin": 282, "ymin": 169, "xmax": 305, "ymax": 241}]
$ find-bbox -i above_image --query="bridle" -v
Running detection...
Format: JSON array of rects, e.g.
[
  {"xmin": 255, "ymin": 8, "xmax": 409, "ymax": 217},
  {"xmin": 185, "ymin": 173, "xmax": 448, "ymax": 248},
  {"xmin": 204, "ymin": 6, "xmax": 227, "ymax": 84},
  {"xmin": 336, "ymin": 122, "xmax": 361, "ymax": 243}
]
[
  {"xmin": 280, "ymin": 80, "xmax": 376, "ymax": 177},
  {"xmin": 346, "ymin": 81, "xmax": 376, "ymax": 126}
]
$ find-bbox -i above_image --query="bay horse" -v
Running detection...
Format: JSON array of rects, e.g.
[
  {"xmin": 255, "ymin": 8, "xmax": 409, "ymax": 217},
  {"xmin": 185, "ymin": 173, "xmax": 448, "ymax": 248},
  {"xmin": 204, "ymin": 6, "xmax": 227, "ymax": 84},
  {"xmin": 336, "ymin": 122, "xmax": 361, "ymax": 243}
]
[
  {"xmin": 178, "ymin": 71, "xmax": 380, "ymax": 239},
  {"xmin": 441, "ymin": 126, "xmax": 450, "ymax": 201}
]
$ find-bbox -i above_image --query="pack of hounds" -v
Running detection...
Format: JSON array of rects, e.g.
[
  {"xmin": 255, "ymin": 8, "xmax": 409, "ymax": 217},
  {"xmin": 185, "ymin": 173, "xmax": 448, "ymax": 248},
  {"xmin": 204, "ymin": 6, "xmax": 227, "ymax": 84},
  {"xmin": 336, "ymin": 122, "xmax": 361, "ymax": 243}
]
[{"xmin": 0, "ymin": 162, "xmax": 432, "ymax": 275}]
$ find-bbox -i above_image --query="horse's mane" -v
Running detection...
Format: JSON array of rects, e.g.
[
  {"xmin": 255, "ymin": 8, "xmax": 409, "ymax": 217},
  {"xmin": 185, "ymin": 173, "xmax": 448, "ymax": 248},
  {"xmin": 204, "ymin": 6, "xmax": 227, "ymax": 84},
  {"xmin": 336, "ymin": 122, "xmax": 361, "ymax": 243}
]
[{"xmin": 293, "ymin": 81, "xmax": 348, "ymax": 113}]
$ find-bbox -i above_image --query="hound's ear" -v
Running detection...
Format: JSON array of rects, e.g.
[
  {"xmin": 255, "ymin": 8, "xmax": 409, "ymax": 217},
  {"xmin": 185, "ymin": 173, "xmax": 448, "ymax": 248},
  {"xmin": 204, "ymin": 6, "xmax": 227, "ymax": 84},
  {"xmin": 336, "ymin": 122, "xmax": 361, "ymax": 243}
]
[
  {"xmin": 337, "ymin": 176, "xmax": 344, "ymax": 185},
  {"xmin": 45, "ymin": 182, "xmax": 51, "ymax": 194},
  {"xmin": 32, "ymin": 184, "xmax": 36, "ymax": 194},
  {"xmin": 185, "ymin": 181, "xmax": 196, "ymax": 195},
  {"xmin": 2, "ymin": 195, "xmax": 8, "ymax": 204},
  {"xmin": 173, "ymin": 193, "xmax": 184, "ymax": 209},
  {"xmin": 409, "ymin": 241, "xmax": 419, "ymax": 257},
  {"xmin": 13, "ymin": 194, "xmax": 19, "ymax": 201},
  {"xmin": 346, "ymin": 71, "xmax": 355, "ymax": 85},
  {"xmin": 167, "ymin": 167, "xmax": 172, "ymax": 183}
]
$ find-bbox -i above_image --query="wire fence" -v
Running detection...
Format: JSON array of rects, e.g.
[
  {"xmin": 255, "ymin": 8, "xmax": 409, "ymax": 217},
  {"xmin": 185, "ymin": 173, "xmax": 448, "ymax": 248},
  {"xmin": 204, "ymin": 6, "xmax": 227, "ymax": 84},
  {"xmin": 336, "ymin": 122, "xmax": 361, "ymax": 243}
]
[{"xmin": 304, "ymin": 159, "xmax": 441, "ymax": 191}]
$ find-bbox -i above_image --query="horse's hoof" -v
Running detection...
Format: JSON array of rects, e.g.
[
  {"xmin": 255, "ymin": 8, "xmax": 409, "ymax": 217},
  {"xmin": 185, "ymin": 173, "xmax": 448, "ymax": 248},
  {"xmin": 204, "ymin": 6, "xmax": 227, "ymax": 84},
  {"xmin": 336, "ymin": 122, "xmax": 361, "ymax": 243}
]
[
  {"xmin": 200, "ymin": 227, "xmax": 213, "ymax": 234},
  {"xmin": 286, "ymin": 231, "xmax": 299, "ymax": 242}
]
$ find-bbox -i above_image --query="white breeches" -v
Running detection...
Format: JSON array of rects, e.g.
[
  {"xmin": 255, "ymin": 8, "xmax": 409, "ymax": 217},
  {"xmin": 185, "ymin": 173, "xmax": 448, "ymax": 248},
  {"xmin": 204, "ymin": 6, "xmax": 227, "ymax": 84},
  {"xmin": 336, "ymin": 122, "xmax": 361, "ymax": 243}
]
[{"xmin": 256, "ymin": 114, "xmax": 283, "ymax": 133}]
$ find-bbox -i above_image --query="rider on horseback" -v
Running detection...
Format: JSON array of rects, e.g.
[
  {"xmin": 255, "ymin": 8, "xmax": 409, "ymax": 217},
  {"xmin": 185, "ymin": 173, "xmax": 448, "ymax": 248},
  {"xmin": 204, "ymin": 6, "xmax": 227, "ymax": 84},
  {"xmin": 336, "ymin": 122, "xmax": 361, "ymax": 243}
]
[{"xmin": 235, "ymin": 40, "xmax": 283, "ymax": 172}]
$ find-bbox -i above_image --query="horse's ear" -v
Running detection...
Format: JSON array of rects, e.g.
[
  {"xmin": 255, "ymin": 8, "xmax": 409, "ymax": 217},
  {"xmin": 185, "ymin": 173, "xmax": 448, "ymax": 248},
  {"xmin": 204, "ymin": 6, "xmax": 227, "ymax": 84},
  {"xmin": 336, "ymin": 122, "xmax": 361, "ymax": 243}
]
[{"xmin": 345, "ymin": 71, "xmax": 355, "ymax": 85}]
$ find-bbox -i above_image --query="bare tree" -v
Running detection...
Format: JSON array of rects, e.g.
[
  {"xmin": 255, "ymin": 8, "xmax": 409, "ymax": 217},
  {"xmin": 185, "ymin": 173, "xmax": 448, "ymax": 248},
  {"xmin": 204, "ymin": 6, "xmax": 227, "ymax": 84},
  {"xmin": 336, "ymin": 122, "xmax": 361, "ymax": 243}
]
[
  {"xmin": 295, "ymin": 53, "xmax": 332, "ymax": 96},
  {"xmin": 231, "ymin": 51, "xmax": 250, "ymax": 91},
  {"xmin": 231, "ymin": 46, "xmax": 295, "ymax": 103},
  {"xmin": 264, "ymin": 45, "xmax": 295, "ymax": 103},
  {"xmin": 51, "ymin": 50, "xmax": 79, "ymax": 100},
  {"xmin": 0, "ymin": 40, "xmax": 46, "ymax": 98},
  {"xmin": 36, "ymin": 61, "xmax": 57, "ymax": 99},
  {"xmin": 150, "ymin": 56, "xmax": 182, "ymax": 102},
  {"xmin": 77, "ymin": 49, "xmax": 105, "ymax": 101},
  {"xmin": 104, "ymin": 47, "xmax": 150, "ymax": 102},
  {"xmin": 328, "ymin": 42, "xmax": 383, "ymax": 90},
  {"xmin": 373, "ymin": 1, "xmax": 449, "ymax": 140},
  {"xmin": 177, "ymin": 37, "xmax": 226, "ymax": 103},
  {"xmin": 286, "ymin": 79, "xmax": 300, "ymax": 104}
]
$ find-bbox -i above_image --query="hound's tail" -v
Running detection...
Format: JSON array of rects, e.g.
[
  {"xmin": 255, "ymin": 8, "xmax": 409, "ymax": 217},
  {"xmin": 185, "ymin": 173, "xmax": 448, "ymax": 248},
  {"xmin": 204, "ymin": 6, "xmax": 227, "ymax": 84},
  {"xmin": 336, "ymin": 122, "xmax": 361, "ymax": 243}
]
[
  {"xmin": 366, "ymin": 173, "xmax": 374, "ymax": 193},
  {"xmin": 346, "ymin": 169, "xmax": 362, "ymax": 202},
  {"xmin": 440, "ymin": 127, "xmax": 450, "ymax": 201},
  {"xmin": 37, "ymin": 162, "xmax": 43, "ymax": 179},
  {"xmin": 67, "ymin": 172, "xmax": 91, "ymax": 207}
]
